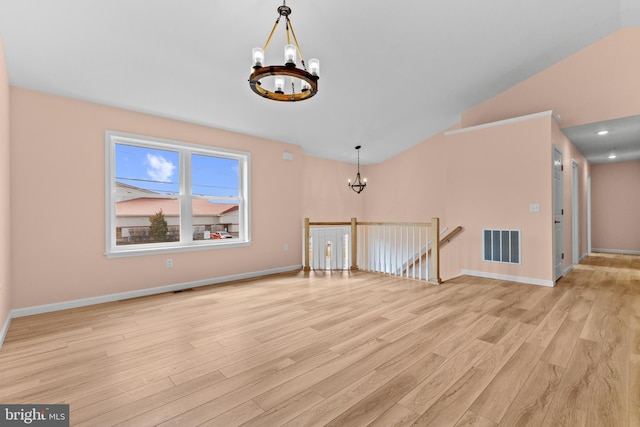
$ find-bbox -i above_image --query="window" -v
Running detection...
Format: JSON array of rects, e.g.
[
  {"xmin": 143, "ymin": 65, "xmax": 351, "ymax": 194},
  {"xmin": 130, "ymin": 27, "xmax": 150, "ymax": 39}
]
[{"xmin": 106, "ymin": 131, "xmax": 250, "ymax": 257}]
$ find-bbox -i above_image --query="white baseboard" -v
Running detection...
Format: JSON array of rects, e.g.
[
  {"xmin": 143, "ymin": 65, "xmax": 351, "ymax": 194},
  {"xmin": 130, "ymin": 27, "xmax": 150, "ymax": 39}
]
[
  {"xmin": 579, "ymin": 253, "xmax": 588, "ymax": 263},
  {"xmin": 9, "ymin": 265, "xmax": 302, "ymax": 320},
  {"xmin": 592, "ymin": 248, "xmax": 640, "ymax": 255},
  {"xmin": 460, "ymin": 269, "xmax": 555, "ymax": 287},
  {"xmin": 0, "ymin": 314, "xmax": 11, "ymax": 350}
]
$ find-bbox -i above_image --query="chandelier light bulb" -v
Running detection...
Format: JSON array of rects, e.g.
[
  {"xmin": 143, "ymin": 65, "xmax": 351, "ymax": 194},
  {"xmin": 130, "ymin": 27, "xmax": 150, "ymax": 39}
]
[
  {"xmin": 252, "ymin": 48, "xmax": 264, "ymax": 68},
  {"xmin": 274, "ymin": 76, "xmax": 285, "ymax": 94},
  {"xmin": 284, "ymin": 44, "xmax": 297, "ymax": 66},
  {"xmin": 308, "ymin": 58, "xmax": 320, "ymax": 76}
]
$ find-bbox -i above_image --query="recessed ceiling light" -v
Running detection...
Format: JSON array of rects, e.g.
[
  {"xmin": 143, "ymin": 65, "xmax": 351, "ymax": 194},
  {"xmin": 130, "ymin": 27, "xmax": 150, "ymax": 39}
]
[
  {"xmin": 597, "ymin": 130, "xmax": 609, "ymax": 135},
  {"xmin": 608, "ymin": 150, "xmax": 617, "ymax": 159}
]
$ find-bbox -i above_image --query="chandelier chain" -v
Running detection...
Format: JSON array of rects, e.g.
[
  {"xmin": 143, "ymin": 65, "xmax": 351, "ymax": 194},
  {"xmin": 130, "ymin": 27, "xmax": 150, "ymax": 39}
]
[{"xmin": 263, "ymin": 16, "xmax": 282, "ymax": 50}]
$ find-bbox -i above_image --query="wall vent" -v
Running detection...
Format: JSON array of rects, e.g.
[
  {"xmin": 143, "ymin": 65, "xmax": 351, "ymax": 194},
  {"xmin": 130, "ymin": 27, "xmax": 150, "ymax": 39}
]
[{"xmin": 483, "ymin": 229, "xmax": 521, "ymax": 264}]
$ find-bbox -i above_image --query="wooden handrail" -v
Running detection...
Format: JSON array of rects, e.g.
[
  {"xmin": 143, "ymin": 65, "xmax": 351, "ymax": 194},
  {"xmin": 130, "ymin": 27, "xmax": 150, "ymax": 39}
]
[
  {"xmin": 400, "ymin": 226, "xmax": 463, "ymax": 278},
  {"xmin": 429, "ymin": 226, "xmax": 463, "ymax": 256},
  {"xmin": 357, "ymin": 221, "xmax": 433, "ymax": 227},
  {"xmin": 308, "ymin": 221, "xmax": 434, "ymax": 227}
]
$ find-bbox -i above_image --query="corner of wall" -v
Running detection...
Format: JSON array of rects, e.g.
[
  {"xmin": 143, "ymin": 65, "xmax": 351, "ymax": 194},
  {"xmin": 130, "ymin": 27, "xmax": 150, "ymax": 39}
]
[{"xmin": 0, "ymin": 34, "xmax": 12, "ymax": 348}]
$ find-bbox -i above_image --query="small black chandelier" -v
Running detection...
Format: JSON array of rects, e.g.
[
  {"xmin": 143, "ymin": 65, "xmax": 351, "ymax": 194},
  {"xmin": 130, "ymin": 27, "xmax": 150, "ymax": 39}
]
[
  {"xmin": 249, "ymin": 1, "xmax": 320, "ymax": 102},
  {"xmin": 348, "ymin": 146, "xmax": 367, "ymax": 194}
]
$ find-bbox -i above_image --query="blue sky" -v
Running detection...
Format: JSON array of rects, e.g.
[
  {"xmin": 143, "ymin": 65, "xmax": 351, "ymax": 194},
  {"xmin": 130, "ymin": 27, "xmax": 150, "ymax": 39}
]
[{"xmin": 115, "ymin": 144, "xmax": 239, "ymax": 198}]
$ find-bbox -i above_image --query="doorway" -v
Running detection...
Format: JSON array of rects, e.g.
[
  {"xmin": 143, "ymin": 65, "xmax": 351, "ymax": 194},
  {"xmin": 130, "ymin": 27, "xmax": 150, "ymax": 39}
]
[
  {"xmin": 571, "ymin": 160, "xmax": 579, "ymax": 265},
  {"xmin": 553, "ymin": 147, "xmax": 564, "ymax": 281}
]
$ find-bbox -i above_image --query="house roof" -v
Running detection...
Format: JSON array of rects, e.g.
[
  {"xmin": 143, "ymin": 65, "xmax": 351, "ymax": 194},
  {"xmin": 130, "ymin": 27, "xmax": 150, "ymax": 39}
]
[{"xmin": 116, "ymin": 198, "xmax": 237, "ymax": 217}]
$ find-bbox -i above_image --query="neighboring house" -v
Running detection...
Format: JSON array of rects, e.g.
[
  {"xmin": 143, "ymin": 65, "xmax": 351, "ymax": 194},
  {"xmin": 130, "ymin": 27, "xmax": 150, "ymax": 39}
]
[{"xmin": 115, "ymin": 183, "xmax": 239, "ymax": 242}]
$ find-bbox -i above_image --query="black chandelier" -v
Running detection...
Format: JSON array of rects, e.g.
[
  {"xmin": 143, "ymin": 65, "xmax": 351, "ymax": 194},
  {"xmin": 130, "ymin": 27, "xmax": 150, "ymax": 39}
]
[
  {"xmin": 348, "ymin": 146, "xmax": 367, "ymax": 194},
  {"xmin": 249, "ymin": 1, "xmax": 320, "ymax": 102}
]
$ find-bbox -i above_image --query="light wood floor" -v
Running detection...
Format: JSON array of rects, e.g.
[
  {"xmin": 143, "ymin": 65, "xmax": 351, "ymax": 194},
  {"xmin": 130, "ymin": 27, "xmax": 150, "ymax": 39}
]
[{"xmin": 1, "ymin": 253, "xmax": 639, "ymax": 426}]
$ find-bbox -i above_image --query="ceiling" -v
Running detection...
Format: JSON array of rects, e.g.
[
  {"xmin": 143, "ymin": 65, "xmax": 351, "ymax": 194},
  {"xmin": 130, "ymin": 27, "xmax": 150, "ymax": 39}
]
[
  {"xmin": 563, "ymin": 115, "xmax": 640, "ymax": 164},
  {"xmin": 0, "ymin": 1, "xmax": 639, "ymax": 164}
]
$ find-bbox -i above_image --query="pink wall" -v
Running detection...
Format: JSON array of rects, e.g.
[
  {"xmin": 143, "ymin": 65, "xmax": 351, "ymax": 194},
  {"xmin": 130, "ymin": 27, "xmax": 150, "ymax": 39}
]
[
  {"xmin": 0, "ymin": 36, "xmax": 11, "ymax": 337},
  {"xmin": 365, "ymin": 114, "xmax": 556, "ymax": 284},
  {"xmin": 444, "ymin": 115, "xmax": 554, "ymax": 283},
  {"xmin": 362, "ymin": 130, "xmax": 451, "ymax": 224},
  {"xmin": 301, "ymin": 155, "xmax": 364, "ymax": 221},
  {"xmin": 10, "ymin": 88, "xmax": 304, "ymax": 309},
  {"xmin": 591, "ymin": 160, "xmax": 640, "ymax": 252},
  {"xmin": 462, "ymin": 28, "xmax": 640, "ymax": 130}
]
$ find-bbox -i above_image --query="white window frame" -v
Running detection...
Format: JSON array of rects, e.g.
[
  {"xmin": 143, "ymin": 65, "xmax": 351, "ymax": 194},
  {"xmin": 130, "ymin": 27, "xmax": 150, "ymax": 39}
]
[{"xmin": 105, "ymin": 131, "xmax": 251, "ymax": 258}]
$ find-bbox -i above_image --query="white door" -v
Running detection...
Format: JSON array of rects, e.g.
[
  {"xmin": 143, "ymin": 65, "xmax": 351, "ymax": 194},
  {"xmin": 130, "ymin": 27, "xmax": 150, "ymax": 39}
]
[
  {"xmin": 587, "ymin": 174, "xmax": 592, "ymax": 254},
  {"xmin": 571, "ymin": 160, "xmax": 579, "ymax": 265},
  {"xmin": 553, "ymin": 147, "xmax": 564, "ymax": 281}
]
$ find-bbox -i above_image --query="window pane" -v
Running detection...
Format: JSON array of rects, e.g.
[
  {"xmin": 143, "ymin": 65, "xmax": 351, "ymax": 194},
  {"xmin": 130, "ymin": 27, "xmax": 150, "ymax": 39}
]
[
  {"xmin": 115, "ymin": 144, "xmax": 179, "ymax": 196},
  {"xmin": 192, "ymin": 199, "xmax": 239, "ymax": 241},
  {"xmin": 191, "ymin": 154, "xmax": 239, "ymax": 198},
  {"xmin": 116, "ymin": 198, "xmax": 180, "ymax": 245}
]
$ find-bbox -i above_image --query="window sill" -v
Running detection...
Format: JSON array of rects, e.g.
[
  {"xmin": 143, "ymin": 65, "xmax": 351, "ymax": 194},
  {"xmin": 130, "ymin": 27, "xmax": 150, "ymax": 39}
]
[{"xmin": 105, "ymin": 239, "xmax": 251, "ymax": 258}]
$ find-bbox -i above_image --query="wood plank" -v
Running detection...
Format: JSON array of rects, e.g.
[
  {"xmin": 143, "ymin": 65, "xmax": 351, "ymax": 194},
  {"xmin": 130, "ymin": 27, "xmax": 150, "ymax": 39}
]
[
  {"xmin": 499, "ymin": 360, "xmax": 564, "ymax": 427},
  {"xmin": 282, "ymin": 370, "xmax": 392, "ymax": 427},
  {"xmin": 587, "ymin": 292, "xmax": 630, "ymax": 427},
  {"xmin": 540, "ymin": 339, "xmax": 600, "ymax": 426},
  {"xmin": 540, "ymin": 318, "xmax": 583, "ymax": 368},
  {"xmin": 470, "ymin": 342, "xmax": 545, "ymax": 423},
  {"xmin": 409, "ymin": 322, "xmax": 535, "ymax": 426},
  {"xmin": 631, "ymin": 353, "xmax": 640, "ymax": 427},
  {"xmin": 525, "ymin": 309, "xmax": 568, "ymax": 349},
  {"xmin": 231, "ymin": 390, "xmax": 325, "ymax": 427},
  {"xmin": 367, "ymin": 403, "xmax": 420, "ymax": 427},
  {"xmin": 197, "ymin": 400, "xmax": 264, "ymax": 427},
  {"xmin": 454, "ymin": 410, "xmax": 498, "ymax": 427},
  {"xmin": 324, "ymin": 352, "xmax": 446, "ymax": 427},
  {"xmin": 400, "ymin": 339, "xmax": 493, "ymax": 413}
]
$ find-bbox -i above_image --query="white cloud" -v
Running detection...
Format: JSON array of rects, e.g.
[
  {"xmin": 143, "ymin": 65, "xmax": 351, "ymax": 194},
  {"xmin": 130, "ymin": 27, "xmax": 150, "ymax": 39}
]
[{"xmin": 146, "ymin": 154, "xmax": 176, "ymax": 182}]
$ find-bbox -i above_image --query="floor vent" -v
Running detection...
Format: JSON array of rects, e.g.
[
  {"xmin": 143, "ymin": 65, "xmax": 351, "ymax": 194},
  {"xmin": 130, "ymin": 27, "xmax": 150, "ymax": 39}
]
[{"xmin": 483, "ymin": 229, "xmax": 521, "ymax": 264}]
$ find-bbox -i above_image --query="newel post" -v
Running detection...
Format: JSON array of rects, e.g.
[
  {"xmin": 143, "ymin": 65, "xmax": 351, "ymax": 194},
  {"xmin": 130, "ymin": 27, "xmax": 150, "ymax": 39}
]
[
  {"xmin": 350, "ymin": 217, "xmax": 358, "ymax": 270},
  {"xmin": 429, "ymin": 217, "xmax": 441, "ymax": 284},
  {"xmin": 304, "ymin": 218, "xmax": 311, "ymax": 272}
]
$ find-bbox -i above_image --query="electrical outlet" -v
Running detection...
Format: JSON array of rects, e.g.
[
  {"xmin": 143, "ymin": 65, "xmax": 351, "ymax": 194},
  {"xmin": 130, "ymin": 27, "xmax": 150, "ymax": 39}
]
[
  {"xmin": 284, "ymin": 243, "xmax": 289, "ymax": 252},
  {"xmin": 166, "ymin": 258, "xmax": 173, "ymax": 268},
  {"xmin": 529, "ymin": 203, "xmax": 540, "ymax": 213}
]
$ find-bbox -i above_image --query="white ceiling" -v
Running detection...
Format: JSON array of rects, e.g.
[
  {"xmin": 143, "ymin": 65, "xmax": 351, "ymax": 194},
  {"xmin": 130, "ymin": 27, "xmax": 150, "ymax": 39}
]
[
  {"xmin": 0, "ymin": 1, "xmax": 639, "ymax": 164},
  {"xmin": 562, "ymin": 115, "xmax": 640, "ymax": 164}
]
